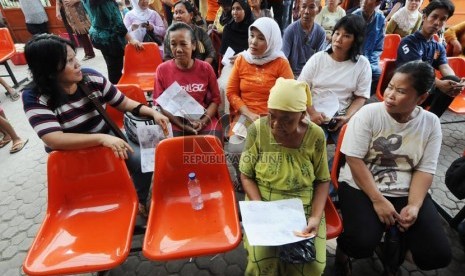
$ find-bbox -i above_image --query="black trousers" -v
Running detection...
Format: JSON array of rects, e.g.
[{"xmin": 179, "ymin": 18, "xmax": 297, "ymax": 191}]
[
  {"xmin": 26, "ymin": 22, "xmax": 49, "ymax": 35},
  {"xmin": 422, "ymin": 75, "xmax": 461, "ymax": 118},
  {"xmin": 99, "ymin": 44, "xmax": 125, "ymax": 84},
  {"xmin": 267, "ymin": 1, "xmax": 284, "ymax": 29},
  {"xmin": 336, "ymin": 182, "xmax": 451, "ymax": 270}
]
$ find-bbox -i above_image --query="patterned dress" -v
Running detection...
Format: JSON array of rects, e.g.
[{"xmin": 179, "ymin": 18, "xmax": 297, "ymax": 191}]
[{"xmin": 239, "ymin": 117, "xmax": 331, "ymax": 276}]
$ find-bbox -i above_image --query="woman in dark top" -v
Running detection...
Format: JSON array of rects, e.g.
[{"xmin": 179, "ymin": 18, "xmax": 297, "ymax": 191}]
[
  {"xmin": 219, "ymin": 0, "xmax": 254, "ymax": 56},
  {"xmin": 217, "ymin": 0, "xmax": 253, "ymax": 115}
]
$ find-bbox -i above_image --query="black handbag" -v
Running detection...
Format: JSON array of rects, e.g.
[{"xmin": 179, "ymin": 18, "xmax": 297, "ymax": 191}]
[{"xmin": 279, "ymin": 238, "xmax": 316, "ymax": 264}]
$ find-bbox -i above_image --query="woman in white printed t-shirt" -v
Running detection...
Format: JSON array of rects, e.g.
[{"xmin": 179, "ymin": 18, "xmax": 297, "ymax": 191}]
[{"xmin": 334, "ymin": 61, "xmax": 451, "ymax": 275}]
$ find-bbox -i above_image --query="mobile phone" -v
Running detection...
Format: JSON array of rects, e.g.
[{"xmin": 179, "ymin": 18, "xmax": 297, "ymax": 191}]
[{"xmin": 327, "ymin": 117, "xmax": 338, "ymax": 129}]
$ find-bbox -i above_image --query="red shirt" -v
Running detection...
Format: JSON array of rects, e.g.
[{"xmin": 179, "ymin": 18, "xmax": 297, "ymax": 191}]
[{"xmin": 154, "ymin": 59, "xmax": 221, "ymax": 108}]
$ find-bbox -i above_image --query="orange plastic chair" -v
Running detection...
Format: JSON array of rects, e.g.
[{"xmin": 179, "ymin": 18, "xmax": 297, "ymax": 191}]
[
  {"xmin": 23, "ymin": 147, "xmax": 138, "ymax": 276},
  {"xmin": 325, "ymin": 124, "xmax": 347, "ymax": 240},
  {"xmin": 447, "ymin": 57, "xmax": 465, "ymax": 113},
  {"xmin": 107, "ymin": 84, "xmax": 148, "ymax": 129},
  {"xmin": 0, "ymin": 28, "xmax": 20, "ymax": 86},
  {"xmin": 143, "ymin": 135, "xmax": 241, "ymax": 260},
  {"xmin": 380, "ymin": 34, "xmax": 401, "ymax": 63},
  {"xmin": 118, "ymin": 42, "xmax": 162, "ymax": 91},
  {"xmin": 325, "ymin": 196, "xmax": 343, "ymax": 239},
  {"xmin": 330, "ymin": 124, "xmax": 348, "ymax": 191},
  {"xmin": 375, "ymin": 59, "xmax": 397, "ymax": 101}
]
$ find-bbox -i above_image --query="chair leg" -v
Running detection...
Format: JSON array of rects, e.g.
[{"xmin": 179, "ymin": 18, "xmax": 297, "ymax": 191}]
[
  {"xmin": 1, "ymin": 61, "xmax": 29, "ymax": 89},
  {"xmin": 2, "ymin": 61, "xmax": 18, "ymax": 86}
]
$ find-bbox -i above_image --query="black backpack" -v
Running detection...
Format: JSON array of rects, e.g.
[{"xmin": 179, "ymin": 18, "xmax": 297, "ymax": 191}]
[{"xmin": 445, "ymin": 156, "xmax": 465, "ymax": 200}]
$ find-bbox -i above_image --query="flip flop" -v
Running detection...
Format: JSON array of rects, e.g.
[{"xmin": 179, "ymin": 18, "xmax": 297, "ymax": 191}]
[
  {"xmin": 0, "ymin": 138, "xmax": 12, "ymax": 148},
  {"xmin": 10, "ymin": 138, "xmax": 28, "ymax": 154}
]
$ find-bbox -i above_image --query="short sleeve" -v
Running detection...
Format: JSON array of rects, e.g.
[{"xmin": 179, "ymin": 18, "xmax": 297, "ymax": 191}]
[
  {"xmin": 396, "ymin": 38, "xmax": 421, "ymax": 67},
  {"xmin": 415, "ymin": 116, "xmax": 442, "ymax": 174},
  {"xmin": 340, "ymin": 107, "xmax": 373, "ymax": 158}
]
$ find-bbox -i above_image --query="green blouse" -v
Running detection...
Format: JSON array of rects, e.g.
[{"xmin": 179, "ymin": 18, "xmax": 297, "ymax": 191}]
[{"xmin": 239, "ymin": 117, "xmax": 330, "ymax": 216}]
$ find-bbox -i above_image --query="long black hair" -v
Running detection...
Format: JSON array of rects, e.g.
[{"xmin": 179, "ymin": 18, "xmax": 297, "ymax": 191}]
[
  {"xmin": 326, "ymin": 14, "xmax": 366, "ymax": 63},
  {"xmin": 24, "ymin": 34, "xmax": 75, "ymax": 109}
]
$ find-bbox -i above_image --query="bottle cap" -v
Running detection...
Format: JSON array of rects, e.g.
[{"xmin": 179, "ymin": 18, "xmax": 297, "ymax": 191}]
[{"xmin": 188, "ymin": 172, "xmax": 196, "ymax": 180}]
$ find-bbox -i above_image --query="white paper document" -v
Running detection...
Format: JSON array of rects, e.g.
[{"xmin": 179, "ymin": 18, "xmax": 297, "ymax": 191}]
[
  {"xmin": 312, "ymin": 90, "xmax": 339, "ymax": 121},
  {"xmin": 221, "ymin": 47, "xmax": 235, "ymax": 66},
  {"xmin": 231, "ymin": 115, "xmax": 250, "ymax": 138},
  {"xmin": 155, "ymin": 82, "xmax": 205, "ymax": 120},
  {"xmin": 138, "ymin": 123, "xmax": 173, "ymax": 173},
  {"xmin": 239, "ymin": 198, "xmax": 313, "ymax": 246}
]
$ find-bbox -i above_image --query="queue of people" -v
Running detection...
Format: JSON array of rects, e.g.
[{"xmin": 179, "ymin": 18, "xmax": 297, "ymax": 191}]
[{"xmin": 7, "ymin": 0, "xmax": 465, "ymax": 275}]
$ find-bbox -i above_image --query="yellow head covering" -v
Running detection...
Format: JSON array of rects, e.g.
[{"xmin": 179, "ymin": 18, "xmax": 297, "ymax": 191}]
[{"xmin": 268, "ymin": 78, "xmax": 312, "ymax": 112}]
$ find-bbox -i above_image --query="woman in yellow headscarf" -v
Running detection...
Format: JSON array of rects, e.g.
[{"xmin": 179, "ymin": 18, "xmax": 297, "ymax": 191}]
[{"xmin": 239, "ymin": 78, "xmax": 330, "ymax": 276}]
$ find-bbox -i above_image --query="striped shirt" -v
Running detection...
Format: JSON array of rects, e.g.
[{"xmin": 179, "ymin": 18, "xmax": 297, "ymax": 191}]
[{"xmin": 23, "ymin": 68, "xmax": 125, "ymax": 140}]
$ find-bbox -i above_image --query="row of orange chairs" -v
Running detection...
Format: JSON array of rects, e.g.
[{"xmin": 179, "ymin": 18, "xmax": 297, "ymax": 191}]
[{"xmin": 23, "ymin": 135, "xmax": 343, "ymax": 275}]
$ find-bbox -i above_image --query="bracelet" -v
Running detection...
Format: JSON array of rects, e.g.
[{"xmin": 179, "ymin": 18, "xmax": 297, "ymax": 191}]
[{"xmin": 131, "ymin": 103, "xmax": 145, "ymax": 116}]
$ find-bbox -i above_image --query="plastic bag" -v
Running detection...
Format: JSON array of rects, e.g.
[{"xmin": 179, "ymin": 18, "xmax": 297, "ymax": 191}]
[{"xmin": 279, "ymin": 238, "xmax": 316, "ymax": 264}]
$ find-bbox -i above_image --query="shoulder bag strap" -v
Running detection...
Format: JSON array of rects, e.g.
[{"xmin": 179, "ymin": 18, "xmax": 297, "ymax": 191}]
[{"xmin": 78, "ymin": 76, "xmax": 128, "ymax": 142}]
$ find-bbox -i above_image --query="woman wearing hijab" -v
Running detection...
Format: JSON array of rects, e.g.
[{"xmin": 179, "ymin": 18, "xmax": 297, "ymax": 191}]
[
  {"xmin": 240, "ymin": 78, "xmax": 330, "ymax": 275},
  {"xmin": 124, "ymin": 0, "xmax": 166, "ymax": 44},
  {"xmin": 219, "ymin": 0, "xmax": 253, "ymax": 55},
  {"xmin": 56, "ymin": 0, "xmax": 96, "ymax": 61},
  {"xmin": 217, "ymin": 0, "xmax": 253, "ymax": 115},
  {"xmin": 226, "ymin": 17, "xmax": 293, "ymax": 191},
  {"xmin": 386, "ymin": 0, "xmax": 423, "ymax": 37}
]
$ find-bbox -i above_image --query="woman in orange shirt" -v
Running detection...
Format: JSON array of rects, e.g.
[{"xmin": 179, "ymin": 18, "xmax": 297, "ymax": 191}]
[{"xmin": 226, "ymin": 17, "xmax": 293, "ymax": 191}]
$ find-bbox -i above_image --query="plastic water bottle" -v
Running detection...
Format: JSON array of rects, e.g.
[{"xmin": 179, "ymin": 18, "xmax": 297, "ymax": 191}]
[{"xmin": 187, "ymin": 172, "xmax": 204, "ymax": 210}]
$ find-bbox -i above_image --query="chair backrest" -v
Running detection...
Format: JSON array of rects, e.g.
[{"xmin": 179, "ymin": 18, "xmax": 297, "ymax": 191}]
[
  {"xmin": 23, "ymin": 147, "xmax": 138, "ymax": 275},
  {"xmin": 46, "ymin": 147, "xmax": 137, "ymax": 215},
  {"xmin": 107, "ymin": 84, "xmax": 148, "ymax": 129},
  {"xmin": 330, "ymin": 124, "xmax": 348, "ymax": 190},
  {"xmin": 122, "ymin": 42, "xmax": 163, "ymax": 75},
  {"xmin": 375, "ymin": 59, "xmax": 397, "ymax": 101},
  {"xmin": 0, "ymin": 28, "xmax": 15, "ymax": 61},
  {"xmin": 447, "ymin": 57, "xmax": 465, "ymax": 77},
  {"xmin": 447, "ymin": 57, "xmax": 465, "ymax": 113},
  {"xmin": 143, "ymin": 135, "xmax": 241, "ymax": 260},
  {"xmin": 380, "ymin": 34, "xmax": 401, "ymax": 61},
  {"xmin": 325, "ymin": 196, "xmax": 343, "ymax": 239}
]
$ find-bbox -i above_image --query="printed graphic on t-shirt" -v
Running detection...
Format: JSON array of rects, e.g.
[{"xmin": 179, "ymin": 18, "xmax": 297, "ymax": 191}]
[
  {"xmin": 180, "ymin": 83, "xmax": 205, "ymax": 93},
  {"xmin": 368, "ymin": 134, "xmax": 414, "ymax": 190}
]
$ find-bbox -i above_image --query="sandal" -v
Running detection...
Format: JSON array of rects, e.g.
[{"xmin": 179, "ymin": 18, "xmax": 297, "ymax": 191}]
[
  {"xmin": 0, "ymin": 137, "xmax": 12, "ymax": 148},
  {"xmin": 10, "ymin": 138, "xmax": 28, "ymax": 154}
]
